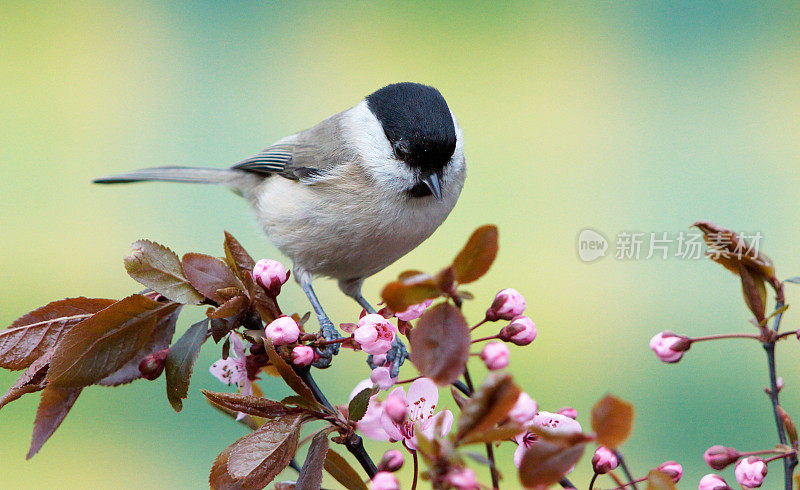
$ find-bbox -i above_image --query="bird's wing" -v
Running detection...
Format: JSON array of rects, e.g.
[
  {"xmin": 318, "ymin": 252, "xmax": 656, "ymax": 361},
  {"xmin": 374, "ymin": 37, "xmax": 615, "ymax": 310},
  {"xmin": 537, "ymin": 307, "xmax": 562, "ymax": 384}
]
[{"xmin": 230, "ymin": 113, "xmax": 358, "ymax": 182}]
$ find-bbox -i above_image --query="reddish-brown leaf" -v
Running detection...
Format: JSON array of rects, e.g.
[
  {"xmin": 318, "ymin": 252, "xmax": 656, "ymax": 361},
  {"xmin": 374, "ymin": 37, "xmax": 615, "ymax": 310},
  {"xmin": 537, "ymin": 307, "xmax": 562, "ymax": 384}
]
[
  {"xmin": 324, "ymin": 448, "xmax": 369, "ymax": 490},
  {"xmin": 242, "ymin": 271, "xmax": 278, "ymax": 323},
  {"xmin": 263, "ymin": 338, "xmax": 316, "ymax": 403},
  {"xmin": 739, "ymin": 264, "xmax": 767, "ymax": 322},
  {"xmin": 165, "ymin": 318, "xmax": 209, "ymax": 412},
  {"xmin": 224, "ymin": 231, "xmax": 257, "ymax": 281},
  {"xmin": 295, "ymin": 429, "xmax": 330, "ymax": 490},
  {"xmin": 646, "ymin": 470, "xmax": 677, "ymax": 490},
  {"xmin": 459, "ymin": 424, "xmax": 525, "ymax": 445},
  {"xmin": 209, "ymin": 295, "xmax": 249, "ymax": 319},
  {"xmin": 124, "ymin": 240, "xmax": 204, "ymax": 305},
  {"xmin": 456, "ymin": 372, "xmax": 521, "ymax": 443},
  {"xmin": 46, "ymin": 295, "xmax": 179, "ymax": 387},
  {"xmin": 226, "ymin": 414, "xmax": 304, "ymax": 488},
  {"xmin": 518, "ymin": 439, "xmax": 586, "ymax": 488},
  {"xmin": 202, "ymin": 390, "xmax": 310, "ymax": 419},
  {"xmin": 693, "ymin": 221, "xmax": 776, "ymax": 280},
  {"xmin": 98, "ymin": 307, "xmax": 180, "ymax": 386},
  {"xmin": 1, "ymin": 297, "xmax": 116, "ymax": 370},
  {"xmin": 182, "ymin": 252, "xmax": 243, "ymax": 304},
  {"xmin": 409, "ymin": 302, "xmax": 470, "ymax": 385},
  {"xmin": 210, "ymin": 445, "xmax": 243, "ymax": 489},
  {"xmin": 0, "ymin": 350, "xmax": 54, "ymax": 410},
  {"xmin": 591, "ymin": 394, "xmax": 634, "ymax": 448},
  {"xmin": 452, "ymin": 225, "xmax": 499, "ymax": 284},
  {"xmin": 381, "ymin": 273, "xmax": 442, "ymax": 313},
  {"xmin": 27, "ymin": 384, "xmax": 83, "ymax": 459}
]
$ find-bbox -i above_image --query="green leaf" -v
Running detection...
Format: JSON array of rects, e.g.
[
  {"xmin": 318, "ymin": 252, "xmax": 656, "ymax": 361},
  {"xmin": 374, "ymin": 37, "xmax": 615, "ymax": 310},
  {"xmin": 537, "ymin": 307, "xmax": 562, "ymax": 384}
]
[
  {"xmin": 324, "ymin": 448, "xmax": 369, "ymax": 490},
  {"xmin": 263, "ymin": 338, "xmax": 316, "ymax": 403},
  {"xmin": 46, "ymin": 295, "xmax": 179, "ymax": 387},
  {"xmin": 226, "ymin": 414, "xmax": 304, "ymax": 487},
  {"xmin": 124, "ymin": 240, "xmax": 204, "ymax": 305},
  {"xmin": 456, "ymin": 372, "xmax": 521, "ymax": 444},
  {"xmin": 224, "ymin": 231, "xmax": 256, "ymax": 281},
  {"xmin": 518, "ymin": 439, "xmax": 586, "ymax": 488},
  {"xmin": 591, "ymin": 394, "xmax": 634, "ymax": 448},
  {"xmin": 348, "ymin": 385, "xmax": 379, "ymax": 422},
  {"xmin": 26, "ymin": 385, "xmax": 82, "ymax": 459},
  {"xmin": 165, "ymin": 318, "xmax": 209, "ymax": 412},
  {"xmin": 202, "ymin": 390, "xmax": 309, "ymax": 419},
  {"xmin": 409, "ymin": 302, "xmax": 471, "ymax": 385},
  {"xmin": 1, "ymin": 297, "xmax": 116, "ymax": 370},
  {"xmin": 296, "ymin": 429, "xmax": 330, "ymax": 490},
  {"xmin": 452, "ymin": 225, "xmax": 499, "ymax": 284},
  {"xmin": 182, "ymin": 252, "xmax": 243, "ymax": 304}
]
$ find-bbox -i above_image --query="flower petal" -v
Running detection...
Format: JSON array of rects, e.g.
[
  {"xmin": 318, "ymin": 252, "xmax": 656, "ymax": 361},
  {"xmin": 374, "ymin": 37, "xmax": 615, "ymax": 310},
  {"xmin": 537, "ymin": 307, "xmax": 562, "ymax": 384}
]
[{"xmin": 407, "ymin": 377, "xmax": 438, "ymax": 421}]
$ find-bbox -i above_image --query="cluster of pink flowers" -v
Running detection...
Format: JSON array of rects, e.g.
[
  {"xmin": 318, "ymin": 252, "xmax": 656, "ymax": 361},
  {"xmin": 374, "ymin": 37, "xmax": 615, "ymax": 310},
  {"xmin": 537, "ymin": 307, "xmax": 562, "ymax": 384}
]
[{"xmin": 701, "ymin": 444, "xmax": 772, "ymax": 488}]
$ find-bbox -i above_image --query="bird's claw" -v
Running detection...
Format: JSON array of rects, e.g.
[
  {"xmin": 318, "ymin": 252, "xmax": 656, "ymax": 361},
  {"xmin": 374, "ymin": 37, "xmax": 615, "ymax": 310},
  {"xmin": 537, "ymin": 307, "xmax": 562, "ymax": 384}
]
[
  {"xmin": 368, "ymin": 337, "xmax": 408, "ymax": 378},
  {"xmin": 312, "ymin": 320, "xmax": 342, "ymax": 369}
]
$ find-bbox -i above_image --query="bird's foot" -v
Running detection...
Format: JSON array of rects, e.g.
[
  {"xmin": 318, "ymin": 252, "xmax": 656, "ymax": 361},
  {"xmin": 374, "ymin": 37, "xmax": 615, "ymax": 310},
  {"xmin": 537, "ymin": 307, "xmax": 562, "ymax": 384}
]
[
  {"xmin": 312, "ymin": 319, "xmax": 342, "ymax": 369},
  {"xmin": 368, "ymin": 337, "xmax": 408, "ymax": 378}
]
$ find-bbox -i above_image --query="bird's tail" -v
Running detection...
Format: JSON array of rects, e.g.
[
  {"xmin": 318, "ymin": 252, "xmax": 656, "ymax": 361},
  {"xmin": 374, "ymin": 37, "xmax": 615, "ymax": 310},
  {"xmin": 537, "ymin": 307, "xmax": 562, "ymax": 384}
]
[{"xmin": 93, "ymin": 166, "xmax": 239, "ymax": 185}]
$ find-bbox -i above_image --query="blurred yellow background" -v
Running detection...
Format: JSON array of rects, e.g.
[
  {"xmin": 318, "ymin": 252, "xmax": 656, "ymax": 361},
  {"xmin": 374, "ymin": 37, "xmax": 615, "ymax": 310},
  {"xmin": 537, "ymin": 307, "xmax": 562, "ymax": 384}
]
[{"xmin": 2, "ymin": 1, "xmax": 800, "ymax": 488}]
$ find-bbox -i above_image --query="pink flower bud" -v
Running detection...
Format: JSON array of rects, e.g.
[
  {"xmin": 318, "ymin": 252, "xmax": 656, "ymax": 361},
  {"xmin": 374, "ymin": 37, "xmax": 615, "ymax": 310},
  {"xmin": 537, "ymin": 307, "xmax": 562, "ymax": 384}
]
[
  {"xmin": 264, "ymin": 316, "xmax": 300, "ymax": 346},
  {"xmin": 395, "ymin": 299, "xmax": 433, "ymax": 322},
  {"xmin": 377, "ymin": 449, "xmax": 404, "ymax": 472},
  {"xmin": 656, "ymin": 461, "xmax": 683, "ymax": 483},
  {"xmin": 703, "ymin": 445, "xmax": 740, "ymax": 470},
  {"xmin": 592, "ymin": 446, "xmax": 619, "ymax": 474},
  {"xmin": 699, "ymin": 474, "xmax": 732, "ymax": 490},
  {"xmin": 370, "ymin": 366, "xmax": 396, "ymax": 390},
  {"xmin": 480, "ymin": 341, "xmax": 510, "ymax": 370},
  {"xmin": 649, "ymin": 331, "xmax": 690, "ymax": 363},
  {"xmin": 252, "ymin": 259, "xmax": 289, "ymax": 296},
  {"xmin": 354, "ymin": 314, "xmax": 397, "ymax": 355},
  {"xmin": 499, "ymin": 315, "xmax": 537, "ymax": 345},
  {"xmin": 370, "ymin": 471, "xmax": 400, "ymax": 490},
  {"xmin": 486, "ymin": 288, "xmax": 526, "ymax": 321},
  {"xmin": 777, "ymin": 377, "xmax": 785, "ymax": 392},
  {"xmin": 445, "ymin": 469, "xmax": 480, "ymax": 490},
  {"xmin": 508, "ymin": 392, "xmax": 538, "ymax": 425},
  {"xmin": 557, "ymin": 407, "xmax": 578, "ymax": 419},
  {"xmin": 383, "ymin": 388, "xmax": 409, "ymax": 424},
  {"xmin": 291, "ymin": 345, "xmax": 315, "ymax": 366},
  {"xmin": 138, "ymin": 348, "xmax": 169, "ymax": 380},
  {"xmin": 734, "ymin": 457, "xmax": 767, "ymax": 488}
]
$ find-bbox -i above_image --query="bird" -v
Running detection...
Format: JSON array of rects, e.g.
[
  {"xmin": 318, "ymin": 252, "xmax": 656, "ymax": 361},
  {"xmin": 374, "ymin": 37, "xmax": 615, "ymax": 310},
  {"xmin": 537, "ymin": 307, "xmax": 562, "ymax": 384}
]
[{"xmin": 94, "ymin": 82, "xmax": 466, "ymax": 376}]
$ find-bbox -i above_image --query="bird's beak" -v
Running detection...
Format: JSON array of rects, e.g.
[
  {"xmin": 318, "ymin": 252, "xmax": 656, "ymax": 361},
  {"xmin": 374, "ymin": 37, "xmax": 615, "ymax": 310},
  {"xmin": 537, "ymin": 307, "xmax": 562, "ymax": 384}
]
[{"xmin": 422, "ymin": 173, "xmax": 443, "ymax": 200}]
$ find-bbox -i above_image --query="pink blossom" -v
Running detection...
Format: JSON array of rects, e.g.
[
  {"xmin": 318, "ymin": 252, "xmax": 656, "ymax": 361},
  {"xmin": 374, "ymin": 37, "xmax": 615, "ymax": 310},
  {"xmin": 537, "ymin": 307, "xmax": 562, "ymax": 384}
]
[
  {"xmin": 699, "ymin": 474, "xmax": 732, "ymax": 490},
  {"xmin": 734, "ymin": 457, "xmax": 767, "ymax": 488},
  {"xmin": 557, "ymin": 407, "xmax": 578, "ymax": 419},
  {"xmin": 704, "ymin": 445, "xmax": 740, "ymax": 470},
  {"xmin": 514, "ymin": 411, "xmax": 583, "ymax": 468},
  {"xmin": 370, "ymin": 471, "xmax": 400, "ymax": 490},
  {"xmin": 500, "ymin": 315, "xmax": 537, "ymax": 345},
  {"xmin": 377, "ymin": 449, "xmax": 404, "ymax": 472},
  {"xmin": 480, "ymin": 341, "xmax": 510, "ymax": 370},
  {"xmin": 383, "ymin": 389, "xmax": 409, "ymax": 424},
  {"xmin": 354, "ymin": 314, "xmax": 397, "ymax": 355},
  {"xmin": 291, "ymin": 345, "xmax": 315, "ymax": 366},
  {"xmin": 379, "ymin": 378, "xmax": 454, "ymax": 450},
  {"xmin": 592, "ymin": 446, "xmax": 619, "ymax": 474},
  {"xmin": 508, "ymin": 392, "xmax": 538, "ymax": 425},
  {"xmin": 657, "ymin": 461, "xmax": 683, "ymax": 483},
  {"xmin": 370, "ymin": 366, "xmax": 396, "ymax": 390},
  {"xmin": 486, "ymin": 288, "xmax": 526, "ymax": 321},
  {"xmin": 252, "ymin": 259, "xmax": 289, "ymax": 296},
  {"xmin": 349, "ymin": 380, "xmax": 390, "ymax": 441},
  {"xmin": 445, "ymin": 468, "xmax": 480, "ymax": 489},
  {"xmin": 265, "ymin": 316, "xmax": 300, "ymax": 346},
  {"xmin": 514, "ymin": 431, "xmax": 538, "ymax": 468},
  {"xmin": 209, "ymin": 334, "xmax": 252, "ymax": 420},
  {"xmin": 395, "ymin": 299, "xmax": 433, "ymax": 322},
  {"xmin": 649, "ymin": 331, "xmax": 690, "ymax": 363}
]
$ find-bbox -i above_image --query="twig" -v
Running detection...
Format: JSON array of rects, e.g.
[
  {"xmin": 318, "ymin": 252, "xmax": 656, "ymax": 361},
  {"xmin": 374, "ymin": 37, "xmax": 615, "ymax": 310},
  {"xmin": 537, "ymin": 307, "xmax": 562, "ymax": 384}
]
[
  {"xmin": 588, "ymin": 473, "xmax": 599, "ymax": 490},
  {"xmin": 411, "ymin": 449, "xmax": 419, "ymax": 490},
  {"xmin": 462, "ymin": 366, "xmax": 500, "ymax": 489},
  {"xmin": 613, "ymin": 449, "xmax": 637, "ymax": 490}
]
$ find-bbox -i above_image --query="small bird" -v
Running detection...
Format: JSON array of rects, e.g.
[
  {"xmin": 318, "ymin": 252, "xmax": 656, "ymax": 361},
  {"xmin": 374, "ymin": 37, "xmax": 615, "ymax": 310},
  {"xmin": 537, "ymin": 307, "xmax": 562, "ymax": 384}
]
[{"xmin": 94, "ymin": 82, "xmax": 466, "ymax": 375}]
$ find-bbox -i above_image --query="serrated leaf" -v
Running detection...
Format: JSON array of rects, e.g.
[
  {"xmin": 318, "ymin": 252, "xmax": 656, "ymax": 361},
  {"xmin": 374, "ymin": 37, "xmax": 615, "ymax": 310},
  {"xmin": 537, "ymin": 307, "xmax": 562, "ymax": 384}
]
[
  {"xmin": 182, "ymin": 252, "xmax": 243, "ymax": 304},
  {"xmin": 209, "ymin": 295, "xmax": 248, "ymax": 319},
  {"xmin": 409, "ymin": 302, "xmax": 470, "ymax": 385},
  {"xmin": 98, "ymin": 307, "xmax": 180, "ymax": 386},
  {"xmin": 296, "ymin": 429, "xmax": 330, "ymax": 490},
  {"xmin": 452, "ymin": 225, "xmax": 499, "ymax": 284},
  {"xmin": 165, "ymin": 318, "xmax": 209, "ymax": 412},
  {"xmin": 456, "ymin": 372, "xmax": 520, "ymax": 443},
  {"xmin": 210, "ymin": 317, "xmax": 237, "ymax": 344},
  {"xmin": 227, "ymin": 414, "xmax": 304, "ymax": 487},
  {"xmin": 0, "ymin": 351, "xmax": 54, "ymax": 410},
  {"xmin": 209, "ymin": 444, "xmax": 242, "ymax": 489},
  {"xmin": 348, "ymin": 385, "xmax": 379, "ymax": 422},
  {"xmin": 646, "ymin": 469, "xmax": 677, "ymax": 490},
  {"xmin": 26, "ymin": 385, "xmax": 82, "ymax": 459},
  {"xmin": 324, "ymin": 448, "xmax": 369, "ymax": 490},
  {"xmin": 1, "ymin": 297, "xmax": 116, "ymax": 370},
  {"xmin": 263, "ymin": 339, "xmax": 316, "ymax": 403},
  {"xmin": 124, "ymin": 240, "xmax": 204, "ymax": 305},
  {"xmin": 591, "ymin": 394, "xmax": 634, "ymax": 448},
  {"xmin": 202, "ymin": 390, "xmax": 309, "ymax": 419},
  {"xmin": 224, "ymin": 232, "xmax": 257, "ymax": 281},
  {"xmin": 518, "ymin": 439, "xmax": 586, "ymax": 488},
  {"xmin": 46, "ymin": 295, "xmax": 179, "ymax": 387},
  {"xmin": 381, "ymin": 273, "xmax": 442, "ymax": 313}
]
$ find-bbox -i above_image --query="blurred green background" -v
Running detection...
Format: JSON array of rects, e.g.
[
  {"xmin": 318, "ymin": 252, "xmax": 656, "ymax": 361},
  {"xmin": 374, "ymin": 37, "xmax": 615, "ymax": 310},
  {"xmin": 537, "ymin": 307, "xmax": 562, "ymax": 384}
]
[{"xmin": 2, "ymin": 1, "xmax": 800, "ymax": 488}]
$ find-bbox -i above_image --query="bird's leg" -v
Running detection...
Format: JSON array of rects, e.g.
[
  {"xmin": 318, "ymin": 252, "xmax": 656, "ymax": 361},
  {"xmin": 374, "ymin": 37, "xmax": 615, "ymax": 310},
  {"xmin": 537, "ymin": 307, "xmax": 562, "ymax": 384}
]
[
  {"xmin": 298, "ymin": 273, "xmax": 342, "ymax": 368},
  {"xmin": 339, "ymin": 278, "xmax": 408, "ymax": 377}
]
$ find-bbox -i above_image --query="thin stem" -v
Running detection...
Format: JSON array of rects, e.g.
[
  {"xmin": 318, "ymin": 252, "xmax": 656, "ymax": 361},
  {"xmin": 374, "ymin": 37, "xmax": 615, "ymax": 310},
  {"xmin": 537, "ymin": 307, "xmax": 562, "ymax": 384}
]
[
  {"xmin": 776, "ymin": 330, "xmax": 798, "ymax": 340},
  {"xmin": 471, "ymin": 334, "xmax": 500, "ymax": 343},
  {"xmin": 690, "ymin": 333, "xmax": 760, "ymax": 342},
  {"xmin": 612, "ymin": 476, "xmax": 647, "ymax": 489},
  {"xmin": 411, "ymin": 449, "xmax": 419, "ymax": 490},
  {"xmin": 589, "ymin": 473, "xmax": 599, "ymax": 490},
  {"xmin": 452, "ymin": 380, "xmax": 471, "ymax": 396},
  {"xmin": 313, "ymin": 335, "xmax": 353, "ymax": 347},
  {"xmin": 613, "ymin": 449, "xmax": 638, "ymax": 490},
  {"xmin": 470, "ymin": 318, "xmax": 489, "ymax": 332},
  {"xmin": 396, "ymin": 376, "xmax": 421, "ymax": 385},
  {"xmin": 559, "ymin": 477, "xmax": 576, "ymax": 488},
  {"xmin": 739, "ymin": 448, "xmax": 788, "ymax": 458},
  {"xmin": 297, "ymin": 368, "xmax": 377, "ymax": 478},
  {"xmin": 764, "ymin": 450, "xmax": 798, "ymax": 465},
  {"xmin": 462, "ymin": 365, "xmax": 500, "ymax": 489}
]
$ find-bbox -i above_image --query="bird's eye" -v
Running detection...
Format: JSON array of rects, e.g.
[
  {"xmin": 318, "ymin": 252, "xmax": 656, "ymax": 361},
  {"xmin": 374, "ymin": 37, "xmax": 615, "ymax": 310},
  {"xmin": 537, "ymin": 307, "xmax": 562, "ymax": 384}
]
[{"xmin": 393, "ymin": 141, "xmax": 409, "ymax": 160}]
